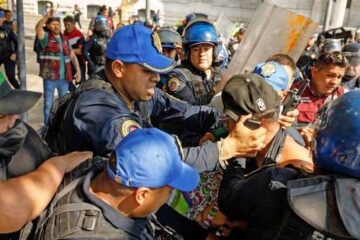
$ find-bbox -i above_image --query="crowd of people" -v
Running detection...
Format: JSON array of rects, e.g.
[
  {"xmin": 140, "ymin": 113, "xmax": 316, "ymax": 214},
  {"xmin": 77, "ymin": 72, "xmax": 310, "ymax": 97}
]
[{"xmin": 0, "ymin": 5, "xmax": 360, "ymax": 240}]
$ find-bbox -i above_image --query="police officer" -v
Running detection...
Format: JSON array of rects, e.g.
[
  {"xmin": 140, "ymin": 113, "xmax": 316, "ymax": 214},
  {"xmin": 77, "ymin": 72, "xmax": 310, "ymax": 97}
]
[
  {"xmin": 0, "ymin": 73, "xmax": 92, "ymax": 234},
  {"xmin": 36, "ymin": 128, "xmax": 199, "ymax": 239},
  {"xmin": 157, "ymin": 27, "xmax": 182, "ymax": 61},
  {"xmin": 218, "ymin": 90, "xmax": 360, "ymax": 240},
  {"xmin": 341, "ymin": 42, "xmax": 360, "ymax": 89},
  {"xmin": 0, "ymin": 10, "xmax": 18, "ymax": 89},
  {"xmin": 83, "ymin": 15, "xmax": 110, "ymax": 76},
  {"xmin": 165, "ymin": 20, "xmax": 223, "ymax": 106},
  {"xmin": 156, "ymin": 27, "xmax": 183, "ymax": 90},
  {"xmin": 46, "ymin": 23, "xmax": 268, "ymax": 173}
]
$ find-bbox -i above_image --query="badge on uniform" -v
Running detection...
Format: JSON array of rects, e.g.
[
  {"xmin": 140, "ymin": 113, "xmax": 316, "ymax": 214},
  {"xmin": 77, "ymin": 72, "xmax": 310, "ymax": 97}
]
[
  {"xmin": 260, "ymin": 62, "xmax": 276, "ymax": 77},
  {"xmin": 120, "ymin": 120, "xmax": 141, "ymax": 137},
  {"xmin": 168, "ymin": 77, "xmax": 181, "ymax": 92}
]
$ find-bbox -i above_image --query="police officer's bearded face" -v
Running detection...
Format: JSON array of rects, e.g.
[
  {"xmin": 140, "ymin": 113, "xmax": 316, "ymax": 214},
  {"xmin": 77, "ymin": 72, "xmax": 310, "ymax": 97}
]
[
  {"xmin": 189, "ymin": 43, "xmax": 214, "ymax": 72},
  {"xmin": 0, "ymin": 114, "xmax": 17, "ymax": 134},
  {"xmin": 47, "ymin": 21, "xmax": 61, "ymax": 35},
  {"xmin": 310, "ymin": 64, "xmax": 345, "ymax": 95}
]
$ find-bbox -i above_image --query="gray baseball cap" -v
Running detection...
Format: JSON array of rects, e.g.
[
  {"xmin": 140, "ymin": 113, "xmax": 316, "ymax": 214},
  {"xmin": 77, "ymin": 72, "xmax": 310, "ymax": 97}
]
[{"xmin": 0, "ymin": 72, "xmax": 42, "ymax": 115}]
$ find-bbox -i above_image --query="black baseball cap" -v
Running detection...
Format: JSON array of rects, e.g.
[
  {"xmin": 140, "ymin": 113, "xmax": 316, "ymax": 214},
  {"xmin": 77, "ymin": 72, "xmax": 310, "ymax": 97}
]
[
  {"xmin": 222, "ymin": 73, "xmax": 282, "ymax": 121},
  {"xmin": 0, "ymin": 72, "xmax": 42, "ymax": 115}
]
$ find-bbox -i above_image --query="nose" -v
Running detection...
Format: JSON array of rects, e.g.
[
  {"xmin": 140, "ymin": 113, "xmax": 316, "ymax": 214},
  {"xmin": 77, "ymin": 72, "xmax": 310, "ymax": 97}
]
[{"xmin": 199, "ymin": 48, "xmax": 207, "ymax": 55}]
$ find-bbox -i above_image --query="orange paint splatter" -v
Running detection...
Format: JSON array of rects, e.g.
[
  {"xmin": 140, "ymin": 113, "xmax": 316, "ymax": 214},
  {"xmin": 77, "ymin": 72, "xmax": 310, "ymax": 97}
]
[{"xmin": 285, "ymin": 14, "xmax": 312, "ymax": 53}]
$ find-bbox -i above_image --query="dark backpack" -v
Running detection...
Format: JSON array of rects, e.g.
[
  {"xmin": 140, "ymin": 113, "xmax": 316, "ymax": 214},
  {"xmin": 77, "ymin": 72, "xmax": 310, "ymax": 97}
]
[
  {"xmin": 43, "ymin": 77, "xmax": 114, "ymax": 154},
  {"xmin": 34, "ymin": 168, "xmax": 131, "ymax": 240}
]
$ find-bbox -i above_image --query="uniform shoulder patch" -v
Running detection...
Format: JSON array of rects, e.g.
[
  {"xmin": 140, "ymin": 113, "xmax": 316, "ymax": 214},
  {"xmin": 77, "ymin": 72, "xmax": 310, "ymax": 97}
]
[
  {"xmin": 120, "ymin": 120, "xmax": 141, "ymax": 137},
  {"xmin": 167, "ymin": 77, "xmax": 183, "ymax": 92},
  {"xmin": 260, "ymin": 62, "xmax": 276, "ymax": 77}
]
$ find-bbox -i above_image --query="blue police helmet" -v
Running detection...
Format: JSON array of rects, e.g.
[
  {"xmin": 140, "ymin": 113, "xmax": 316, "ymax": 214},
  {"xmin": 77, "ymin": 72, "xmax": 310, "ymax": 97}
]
[
  {"xmin": 183, "ymin": 20, "xmax": 218, "ymax": 48},
  {"xmin": 94, "ymin": 15, "xmax": 109, "ymax": 32},
  {"xmin": 313, "ymin": 89, "xmax": 360, "ymax": 178}
]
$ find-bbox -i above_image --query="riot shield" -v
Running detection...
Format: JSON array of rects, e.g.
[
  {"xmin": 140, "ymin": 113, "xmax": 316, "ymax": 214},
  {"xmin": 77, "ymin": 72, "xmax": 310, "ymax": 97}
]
[
  {"xmin": 215, "ymin": 13, "xmax": 238, "ymax": 43},
  {"xmin": 222, "ymin": 2, "xmax": 319, "ymax": 84}
]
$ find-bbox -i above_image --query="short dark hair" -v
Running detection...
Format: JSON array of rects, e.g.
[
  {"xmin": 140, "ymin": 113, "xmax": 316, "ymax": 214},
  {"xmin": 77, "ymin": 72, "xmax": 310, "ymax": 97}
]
[
  {"xmin": 63, "ymin": 16, "xmax": 75, "ymax": 24},
  {"xmin": 46, "ymin": 17, "xmax": 61, "ymax": 25},
  {"xmin": 99, "ymin": 5, "xmax": 107, "ymax": 13},
  {"xmin": 314, "ymin": 51, "xmax": 347, "ymax": 70},
  {"xmin": 4, "ymin": 10, "xmax": 11, "ymax": 14},
  {"xmin": 266, "ymin": 53, "xmax": 296, "ymax": 72}
]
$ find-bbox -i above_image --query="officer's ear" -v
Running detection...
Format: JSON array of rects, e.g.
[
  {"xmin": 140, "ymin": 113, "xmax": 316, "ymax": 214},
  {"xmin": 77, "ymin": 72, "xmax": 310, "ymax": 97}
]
[
  {"xmin": 111, "ymin": 60, "xmax": 126, "ymax": 78},
  {"xmin": 134, "ymin": 187, "xmax": 152, "ymax": 206}
]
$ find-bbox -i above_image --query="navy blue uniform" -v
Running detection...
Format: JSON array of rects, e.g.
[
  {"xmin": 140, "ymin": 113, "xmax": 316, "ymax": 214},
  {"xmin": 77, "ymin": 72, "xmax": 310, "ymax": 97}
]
[
  {"xmin": 61, "ymin": 71, "xmax": 221, "ymax": 172},
  {"xmin": 164, "ymin": 61, "xmax": 217, "ymax": 106},
  {"xmin": 36, "ymin": 169, "xmax": 156, "ymax": 239},
  {"xmin": 82, "ymin": 33, "xmax": 109, "ymax": 75}
]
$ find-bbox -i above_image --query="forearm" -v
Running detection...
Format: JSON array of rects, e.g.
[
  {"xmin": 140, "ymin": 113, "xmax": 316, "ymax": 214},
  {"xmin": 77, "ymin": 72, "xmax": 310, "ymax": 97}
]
[
  {"xmin": 71, "ymin": 51, "xmax": 81, "ymax": 73},
  {"xmin": 35, "ymin": 16, "xmax": 48, "ymax": 38},
  {"xmin": 0, "ymin": 156, "xmax": 67, "ymax": 233}
]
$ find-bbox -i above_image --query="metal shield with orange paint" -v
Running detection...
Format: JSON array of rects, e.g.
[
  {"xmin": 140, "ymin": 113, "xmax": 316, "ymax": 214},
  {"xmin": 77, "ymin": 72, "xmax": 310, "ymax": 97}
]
[{"xmin": 222, "ymin": 2, "xmax": 319, "ymax": 84}]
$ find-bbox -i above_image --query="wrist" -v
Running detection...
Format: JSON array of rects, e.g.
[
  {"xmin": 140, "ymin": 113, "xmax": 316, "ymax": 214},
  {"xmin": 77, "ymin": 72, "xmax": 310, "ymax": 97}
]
[
  {"xmin": 218, "ymin": 138, "xmax": 233, "ymax": 162},
  {"xmin": 48, "ymin": 156, "xmax": 67, "ymax": 175}
]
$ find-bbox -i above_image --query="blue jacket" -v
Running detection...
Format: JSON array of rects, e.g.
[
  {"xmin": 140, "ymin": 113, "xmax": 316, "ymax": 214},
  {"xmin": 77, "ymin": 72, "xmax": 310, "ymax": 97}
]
[{"xmin": 63, "ymin": 71, "xmax": 221, "ymax": 172}]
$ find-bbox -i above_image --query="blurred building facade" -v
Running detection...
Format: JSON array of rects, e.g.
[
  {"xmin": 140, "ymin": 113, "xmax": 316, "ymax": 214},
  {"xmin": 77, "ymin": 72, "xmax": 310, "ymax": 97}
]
[{"xmin": 18, "ymin": 0, "xmax": 360, "ymax": 28}]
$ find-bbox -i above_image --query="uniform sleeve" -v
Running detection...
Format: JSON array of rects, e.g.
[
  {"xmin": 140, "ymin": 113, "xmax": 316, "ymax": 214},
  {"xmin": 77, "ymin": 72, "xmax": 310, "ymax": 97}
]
[
  {"xmin": 82, "ymin": 37, "xmax": 95, "ymax": 70},
  {"xmin": 73, "ymin": 90, "xmax": 142, "ymax": 155},
  {"xmin": 151, "ymin": 88, "xmax": 220, "ymax": 133},
  {"xmin": 9, "ymin": 31, "xmax": 17, "ymax": 52},
  {"xmin": 165, "ymin": 72, "xmax": 196, "ymax": 104},
  {"xmin": 148, "ymin": 89, "xmax": 221, "ymax": 172}
]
